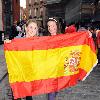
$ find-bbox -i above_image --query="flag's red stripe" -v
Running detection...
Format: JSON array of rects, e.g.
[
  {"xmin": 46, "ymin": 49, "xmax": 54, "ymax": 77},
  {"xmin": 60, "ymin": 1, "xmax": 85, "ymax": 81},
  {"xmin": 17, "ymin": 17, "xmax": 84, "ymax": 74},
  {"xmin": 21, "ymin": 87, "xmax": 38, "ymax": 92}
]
[
  {"xmin": 10, "ymin": 68, "xmax": 87, "ymax": 99},
  {"xmin": 4, "ymin": 32, "xmax": 95, "ymax": 51}
]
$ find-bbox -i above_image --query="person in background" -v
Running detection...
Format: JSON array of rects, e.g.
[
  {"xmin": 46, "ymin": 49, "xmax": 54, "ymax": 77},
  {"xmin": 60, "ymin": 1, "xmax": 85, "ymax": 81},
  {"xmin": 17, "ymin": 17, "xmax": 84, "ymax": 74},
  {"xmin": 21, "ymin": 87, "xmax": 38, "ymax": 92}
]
[
  {"xmin": 46, "ymin": 17, "xmax": 61, "ymax": 100},
  {"xmin": 89, "ymin": 27, "xmax": 97, "ymax": 47},
  {"xmin": 5, "ymin": 19, "xmax": 39, "ymax": 100},
  {"xmin": 96, "ymin": 30, "xmax": 100, "ymax": 65},
  {"xmin": 78, "ymin": 27, "xmax": 92, "ymax": 37},
  {"xmin": 59, "ymin": 18, "xmax": 66, "ymax": 33},
  {"xmin": 9, "ymin": 21, "xmax": 18, "ymax": 40},
  {"xmin": 16, "ymin": 22, "xmax": 22, "ymax": 37}
]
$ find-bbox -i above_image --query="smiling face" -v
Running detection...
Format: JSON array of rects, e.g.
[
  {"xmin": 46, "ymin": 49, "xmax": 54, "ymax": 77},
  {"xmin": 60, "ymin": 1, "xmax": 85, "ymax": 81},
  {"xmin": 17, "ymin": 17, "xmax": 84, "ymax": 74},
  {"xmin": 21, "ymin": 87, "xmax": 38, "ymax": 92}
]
[
  {"xmin": 47, "ymin": 21, "xmax": 57, "ymax": 36},
  {"xmin": 26, "ymin": 22, "xmax": 38, "ymax": 38}
]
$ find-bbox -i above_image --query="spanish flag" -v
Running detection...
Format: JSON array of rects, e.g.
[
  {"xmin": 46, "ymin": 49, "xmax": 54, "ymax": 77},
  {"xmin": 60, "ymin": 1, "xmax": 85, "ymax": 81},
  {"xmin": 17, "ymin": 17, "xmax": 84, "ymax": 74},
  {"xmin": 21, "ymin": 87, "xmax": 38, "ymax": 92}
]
[{"xmin": 4, "ymin": 32, "xmax": 97, "ymax": 99}]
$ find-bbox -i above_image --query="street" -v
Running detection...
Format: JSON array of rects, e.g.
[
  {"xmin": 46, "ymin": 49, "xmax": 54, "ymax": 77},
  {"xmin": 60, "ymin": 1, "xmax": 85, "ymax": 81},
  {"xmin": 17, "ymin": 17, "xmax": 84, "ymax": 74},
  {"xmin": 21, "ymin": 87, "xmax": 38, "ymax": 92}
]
[{"xmin": 0, "ymin": 44, "xmax": 100, "ymax": 100}]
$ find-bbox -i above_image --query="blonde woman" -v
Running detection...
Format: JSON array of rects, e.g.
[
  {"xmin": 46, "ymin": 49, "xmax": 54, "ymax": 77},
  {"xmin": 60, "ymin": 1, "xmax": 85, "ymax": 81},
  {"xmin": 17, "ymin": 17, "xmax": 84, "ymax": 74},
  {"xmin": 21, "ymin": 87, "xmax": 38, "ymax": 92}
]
[
  {"xmin": 5, "ymin": 19, "xmax": 39, "ymax": 100},
  {"xmin": 5, "ymin": 19, "xmax": 39, "ymax": 43}
]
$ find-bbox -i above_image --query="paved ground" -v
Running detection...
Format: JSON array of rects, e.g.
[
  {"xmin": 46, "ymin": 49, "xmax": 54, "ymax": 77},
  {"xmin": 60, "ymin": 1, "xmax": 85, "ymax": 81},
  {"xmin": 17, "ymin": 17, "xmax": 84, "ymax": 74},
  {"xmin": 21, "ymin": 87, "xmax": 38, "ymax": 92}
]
[
  {"xmin": 0, "ymin": 44, "xmax": 13, "ymax": 100},
  {"xmin": 0, "ymin": 44, "xmax": 100, "ymax": 100}
]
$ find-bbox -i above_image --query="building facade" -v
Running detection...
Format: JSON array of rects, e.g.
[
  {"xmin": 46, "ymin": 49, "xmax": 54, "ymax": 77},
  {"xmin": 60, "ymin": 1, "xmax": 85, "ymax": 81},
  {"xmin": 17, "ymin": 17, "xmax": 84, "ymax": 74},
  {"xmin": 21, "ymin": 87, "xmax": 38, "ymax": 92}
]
[
  {"xmin": 0, "ymin": 0, "xmax": 20, "ymax": 43},
  {"xmin": 26, "ymin": 0, "xmax": 46, "ymax": 27},
  {"xmin": 12, "ymin": 0, "xmax": 20, "ymax": 22},
  {"xmin": 0, "ymin": 0, "xmax": 3, "ymax": 44},
  {"xmin": 2, "ymin": 0, "xmax": 12, "ymax": 35},
  {"xmin": 46, "ymin": 0, "xmax": 66, "ymax": 19},
  {"xmin": 65, "ymin": 0, "xmax": 96, "ymax": 24},
  {"xmin": 0, "ymin": 0, "xmax": 3, "ymax": 32},
  {"xmin": 46, "ymin": 0, "xmax": 100, "ymax": 27},
  {"xmin": 92, "ymin": 0, "xmax": 100, "ymax": 28},
  {"xmin": 2, "ymin": 0, "xmax": 20, "ymax": 31},
  {"xmin": 2, "ymin": 0, "xmax": 20, "ymax": 34},
  {"xmin": 20, "ymin": 7, "xmax": 28, "ymax": 21}
]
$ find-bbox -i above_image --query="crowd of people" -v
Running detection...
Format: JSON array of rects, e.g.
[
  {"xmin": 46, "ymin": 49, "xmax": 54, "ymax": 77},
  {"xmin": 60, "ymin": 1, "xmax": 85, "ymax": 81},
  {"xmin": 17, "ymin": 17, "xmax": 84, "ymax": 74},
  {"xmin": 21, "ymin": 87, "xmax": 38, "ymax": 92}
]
[{"xmin": 5, "ymin": 17, "xmax": 100, "ymax": 100}]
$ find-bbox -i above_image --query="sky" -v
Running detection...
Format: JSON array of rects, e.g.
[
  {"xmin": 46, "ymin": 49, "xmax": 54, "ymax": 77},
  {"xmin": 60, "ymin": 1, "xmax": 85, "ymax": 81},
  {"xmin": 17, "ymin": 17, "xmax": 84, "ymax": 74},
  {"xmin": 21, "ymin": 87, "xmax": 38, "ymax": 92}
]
[{"xmin": 20, "ymin": 0, "xmax": 26, "ymax": 8}]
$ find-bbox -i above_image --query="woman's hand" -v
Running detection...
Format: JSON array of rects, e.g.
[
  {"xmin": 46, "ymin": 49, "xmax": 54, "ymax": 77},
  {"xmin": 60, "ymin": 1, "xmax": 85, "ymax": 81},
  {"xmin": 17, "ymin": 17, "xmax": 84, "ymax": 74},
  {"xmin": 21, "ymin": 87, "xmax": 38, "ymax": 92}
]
[{"xmin": 4, "ymin": 39, "xmax": 11, "ymax": 43}]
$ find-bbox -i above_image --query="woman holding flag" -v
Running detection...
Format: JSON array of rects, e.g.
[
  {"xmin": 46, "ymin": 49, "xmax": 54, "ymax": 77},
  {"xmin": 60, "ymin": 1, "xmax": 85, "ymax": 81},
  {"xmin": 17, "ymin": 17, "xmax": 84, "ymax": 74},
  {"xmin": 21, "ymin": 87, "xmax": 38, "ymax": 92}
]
[
  {"xmin": 5, "ymin": 19, "xmax": 39, "ymax": 100},
  {"xmin": 23, "ymin": 19, "xmax": 39, "ymax": 100},
  {"xmin": 5, "ymin": 18, "xmax": 61, "ymax": 100},
  {"xmin": 4, "ymin": 18, "xmax": 97, "ymax": 100},
  {"xmin": 47, "ymin": 17, "xmax": 61, "ymax": 100}
]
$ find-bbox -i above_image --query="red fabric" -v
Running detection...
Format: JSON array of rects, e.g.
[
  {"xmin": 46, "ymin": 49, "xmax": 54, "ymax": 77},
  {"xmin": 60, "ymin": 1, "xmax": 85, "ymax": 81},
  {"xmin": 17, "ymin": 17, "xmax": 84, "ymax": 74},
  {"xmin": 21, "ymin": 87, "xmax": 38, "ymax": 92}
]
[
  {"xmin": 65, "ymin": 25, "xmax": 76, "ymax": 33},
  {"xmin": 10, "ymin": 68, "xmax": 87, "ymax": 99},
  {"xmin": 4, "ymin": 32, "xmax": 92, "ymax": 51}
]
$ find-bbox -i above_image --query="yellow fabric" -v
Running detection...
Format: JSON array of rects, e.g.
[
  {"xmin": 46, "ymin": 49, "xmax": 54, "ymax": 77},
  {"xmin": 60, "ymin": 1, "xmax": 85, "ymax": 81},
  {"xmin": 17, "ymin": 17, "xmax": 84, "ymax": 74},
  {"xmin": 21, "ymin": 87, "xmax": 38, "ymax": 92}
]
[{"xmin": 5, "ymin": 45, "xmax": 97, "ymax": 83}]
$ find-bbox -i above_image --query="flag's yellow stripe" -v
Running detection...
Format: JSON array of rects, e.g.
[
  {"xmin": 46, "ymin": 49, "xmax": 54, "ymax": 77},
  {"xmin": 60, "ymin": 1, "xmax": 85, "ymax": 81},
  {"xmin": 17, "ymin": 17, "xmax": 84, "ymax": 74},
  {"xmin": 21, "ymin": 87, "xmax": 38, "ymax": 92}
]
[
  {"xmin": 5, "ymin": 45, "xmax": 96, "ymax": 83},
  {"xmin": 79, "ymin": 45, "xmax": 97, "ymax": 72}
]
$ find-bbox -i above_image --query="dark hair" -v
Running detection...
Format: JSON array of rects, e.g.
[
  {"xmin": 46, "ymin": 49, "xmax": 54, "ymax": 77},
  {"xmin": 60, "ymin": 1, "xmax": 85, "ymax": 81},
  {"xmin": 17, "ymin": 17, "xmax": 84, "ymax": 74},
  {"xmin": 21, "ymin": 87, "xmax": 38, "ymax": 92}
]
[{"xmin": 46, "ymin": 17, "xmax": 61, "ymax": 36}]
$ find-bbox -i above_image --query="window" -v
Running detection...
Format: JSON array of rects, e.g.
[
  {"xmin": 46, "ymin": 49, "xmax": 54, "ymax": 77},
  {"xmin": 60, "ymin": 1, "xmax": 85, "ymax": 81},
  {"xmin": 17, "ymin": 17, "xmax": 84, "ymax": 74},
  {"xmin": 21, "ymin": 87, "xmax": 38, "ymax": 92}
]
[
  {"xmin": 40, "ymin": 7, "xmax": 43, "ymax": 17},
  {"xmin": 35, "ymin": 0, "xmax": 38, "ymax": 3},
  {"xmin": 40, "ymin": 0, "xmax": 43, "ymax": 4},
  {"xmin": 16, "ymin": 0, "xmax": 18, "ymax": 3},
  {"xmin": 34, "ymin": 8, "xmax": 37, "ymax": 16},
  {"xmin": 34, "ymin": 0, "xmax": 38, "ymax": 5},
  {"xmin": 29, "ymin": 9, "xmax": 32, "ymax": 15},
  {"xmin": 29, "ymin": 0, "xmax": 31, "ymax": 3}
]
